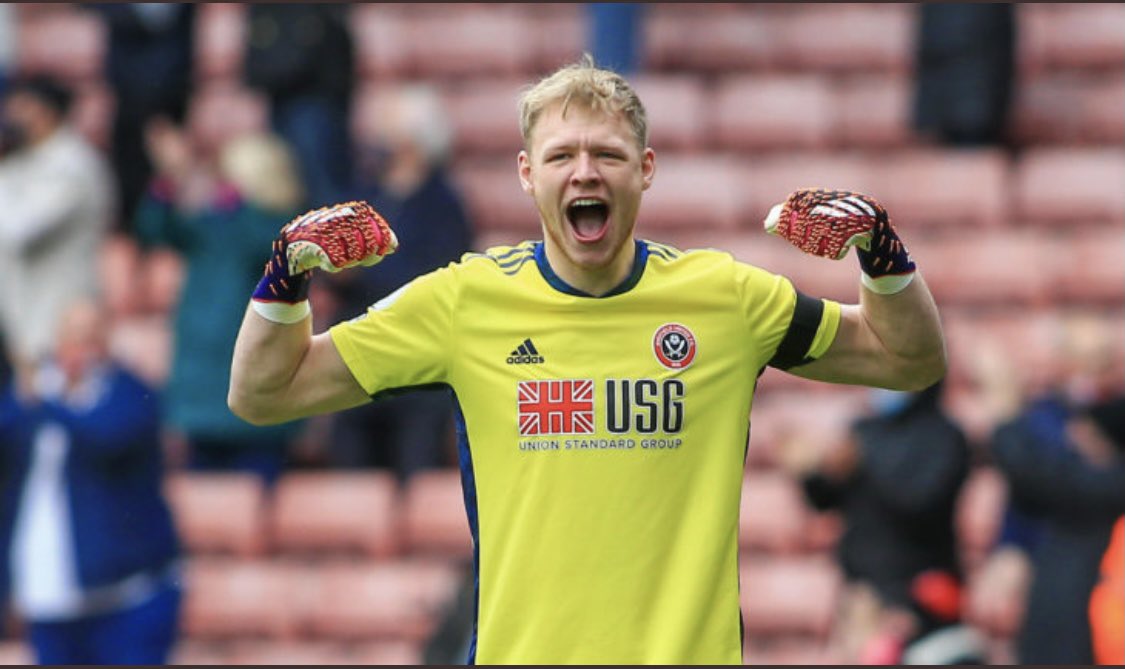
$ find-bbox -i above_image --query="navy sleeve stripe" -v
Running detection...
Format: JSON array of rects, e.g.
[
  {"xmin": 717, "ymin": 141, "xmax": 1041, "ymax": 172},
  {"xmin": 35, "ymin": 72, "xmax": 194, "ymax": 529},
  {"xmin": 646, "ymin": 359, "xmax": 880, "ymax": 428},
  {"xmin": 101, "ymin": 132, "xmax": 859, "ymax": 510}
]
[{"xmin": 767, "ymin": 291, "xmax": 823, "ymax": 370}]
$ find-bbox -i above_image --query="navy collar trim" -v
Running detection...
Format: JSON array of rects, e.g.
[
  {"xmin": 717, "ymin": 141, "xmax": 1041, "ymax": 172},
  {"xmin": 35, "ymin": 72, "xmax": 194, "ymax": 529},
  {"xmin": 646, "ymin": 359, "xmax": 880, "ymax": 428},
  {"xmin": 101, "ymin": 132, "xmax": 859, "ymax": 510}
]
[{"xmin": 533, "ymin": 240, "xmax": 649, "ymax": 298}]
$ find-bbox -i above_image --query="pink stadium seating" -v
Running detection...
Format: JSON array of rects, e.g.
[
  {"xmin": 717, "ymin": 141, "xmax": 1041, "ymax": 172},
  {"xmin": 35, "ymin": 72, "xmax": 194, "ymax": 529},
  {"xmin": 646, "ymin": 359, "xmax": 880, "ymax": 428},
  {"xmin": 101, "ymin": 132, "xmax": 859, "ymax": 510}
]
[
  {"xmin": 636, "ymin": 155, "xmax": 742, "ymax": 230},
  {"xmin": 630, "ymin": 75, "xmax": 710, "ymax": 152},
  {"xmin": 194, "ymin": 4, "xmax": 246, "ymax": 81},
  {"xmin": 738, "ymin": 154, "xmax": 879, "ymax": 228},
  {"xmin": 1018, "ymin": 4, "xmax": 1125, "ymax": 72},
  {"xmin": 406, "ymin": 7, "xmax": 532, "ymax": 79},
  {"xmin": 711, "ymin": 75, "xmax": 835, "ymax": 151},
  {"xmin": 1012, "ymin": 73, "xmax": 1125, "ymax": 145},
  {"xmin": 740, "ymin": 472, "xmax": 816, "ymax": 554},
  {"xmin": 269, "ymin": 472, "xmax": 401, "ymax": 559},
  {"xmin": 15, "ymin": 8, "xmax": 105, "ymax": 82},
  {"xmin": 351, "ymin": 641, "xmax": 427, "ymax": 665},
  {"xmin": 910, "ymin": 231, "xmax": 1050, "ymax": 306},
  {"xmin": 740, "ymin": 556, "xmax": 843, "ymax": 638},
  {"xmin": 832, "ymin": 75, "xmax": 914, "ymax": 149},
  {"xmin": 453, "ymin": 159, "xmax": 538, "ymax": 233},
  {"xmin": 164, "ymin": 472, "xmax": 269, "ymax": 558},
  {"xmin": 227, "ymin": 641, "xmax": 357, "ymax": 666},
  {"xmin": 442, "ymin": 79, "xmax": 528, "ymax": 158},
  {"xmin": 746, "ymin": 389, "xmax": 868, "ymax": 468},
  {"xmin": 1050, "ymin": 225, "xmax": 1125, "ymax": 305},
  {"xmin": 168, "ymin": 640, "xmax": 235, "ymax": 665},
  {"xmin": 772, "ymin": 4, "xmax": 915, "ymax": 74},
  {"xmin": 181, "ymin": 558, "xmax": 299, "ymax": 640},
  {"xmin": 527, "ymin": 4, "xmax": 585, "ymax": 73},
  {"xmin": 402, "ymin": 470, "xmax": 473, "ymax": 558},
  {"xmin": 871, "ymin": 149, "xmax": 1011, "ymax": 230},
  {"xmin": 743, "ymin": 638, "xmax": 843, "ymax": 665},
  {"xmin": 1014, "ymin": 148, "xmax": 1125, "ymax": 225},
  {"xmin": 297, "ymin": 560, "xmax": 461, "ymax": 641},
  {"xmin": 644, "ymin": 6, "xmax": 777, "ymax": 73}
]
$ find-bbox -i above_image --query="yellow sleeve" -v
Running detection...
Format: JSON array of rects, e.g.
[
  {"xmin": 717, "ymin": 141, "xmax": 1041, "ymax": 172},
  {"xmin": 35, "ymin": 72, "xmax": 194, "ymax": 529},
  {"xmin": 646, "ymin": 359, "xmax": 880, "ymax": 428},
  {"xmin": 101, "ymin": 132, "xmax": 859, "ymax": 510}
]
[{"xmin": 328, "ymin": 265, "xmax": 458, "ymax": 397}]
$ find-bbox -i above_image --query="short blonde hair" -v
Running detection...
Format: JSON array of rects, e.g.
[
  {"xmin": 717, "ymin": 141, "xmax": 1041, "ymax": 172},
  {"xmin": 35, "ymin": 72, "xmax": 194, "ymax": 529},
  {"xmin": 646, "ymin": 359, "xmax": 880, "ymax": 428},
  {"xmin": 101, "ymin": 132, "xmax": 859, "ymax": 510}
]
[{"xmin": 518, "ymin": 54, "xmax": 648, "ymax": 151}]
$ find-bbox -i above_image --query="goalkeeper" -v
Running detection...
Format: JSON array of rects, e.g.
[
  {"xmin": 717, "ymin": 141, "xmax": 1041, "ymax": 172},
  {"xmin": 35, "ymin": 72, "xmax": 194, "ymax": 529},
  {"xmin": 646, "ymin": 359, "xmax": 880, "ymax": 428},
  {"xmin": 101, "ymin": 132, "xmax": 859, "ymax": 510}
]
[{"xmin": 229, "ymin": 56, "xmax": 945, "ymax": 664}]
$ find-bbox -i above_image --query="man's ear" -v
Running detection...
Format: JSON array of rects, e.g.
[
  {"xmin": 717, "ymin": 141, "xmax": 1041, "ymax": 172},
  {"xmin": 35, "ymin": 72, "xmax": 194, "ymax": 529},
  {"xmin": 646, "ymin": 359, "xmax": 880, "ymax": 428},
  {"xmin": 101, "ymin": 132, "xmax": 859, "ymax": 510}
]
[
  {"xmin": 641, "ymin": 147, "xmax": 656, "ymax": 191},
  {"xmin": 518, "ymin": 150, "xmax": 534, "ymax": 195}
]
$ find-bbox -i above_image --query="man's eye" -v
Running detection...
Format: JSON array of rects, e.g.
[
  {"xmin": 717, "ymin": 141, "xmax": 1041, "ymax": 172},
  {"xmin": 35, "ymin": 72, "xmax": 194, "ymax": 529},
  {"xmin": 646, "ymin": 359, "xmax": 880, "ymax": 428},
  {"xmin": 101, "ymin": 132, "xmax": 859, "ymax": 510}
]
[{"xmin": 547, "ymin": 153, "xmax": 569, "ymax": 162}]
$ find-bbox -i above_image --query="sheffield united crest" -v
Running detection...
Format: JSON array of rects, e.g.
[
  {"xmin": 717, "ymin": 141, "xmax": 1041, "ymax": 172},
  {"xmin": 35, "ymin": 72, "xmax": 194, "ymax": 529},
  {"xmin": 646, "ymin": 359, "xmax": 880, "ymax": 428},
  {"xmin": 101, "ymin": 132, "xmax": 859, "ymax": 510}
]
[{"xmin": 653, "ymin": 323, "xmax": 697, "ymax": 370}]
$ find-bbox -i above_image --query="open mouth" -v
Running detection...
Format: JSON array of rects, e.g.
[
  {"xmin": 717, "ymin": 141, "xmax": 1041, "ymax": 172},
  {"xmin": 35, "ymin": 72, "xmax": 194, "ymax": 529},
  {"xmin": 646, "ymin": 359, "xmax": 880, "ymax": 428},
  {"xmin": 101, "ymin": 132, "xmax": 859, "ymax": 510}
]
[{"xmin": 566, "ymin": 198, "xmax": 610, "ymax": 243}]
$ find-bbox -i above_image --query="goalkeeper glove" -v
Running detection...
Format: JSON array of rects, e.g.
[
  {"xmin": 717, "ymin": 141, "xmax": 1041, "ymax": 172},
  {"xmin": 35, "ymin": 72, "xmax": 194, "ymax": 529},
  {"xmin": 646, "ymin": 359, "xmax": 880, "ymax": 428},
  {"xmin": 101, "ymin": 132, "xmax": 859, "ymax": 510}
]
[
  {"xmin": 764, "ymin": 188, "xmax": 916, "ymax": 294},
  {"xmin": 251, "ymin": 201, "xmax": 398, "ymax": 323}
]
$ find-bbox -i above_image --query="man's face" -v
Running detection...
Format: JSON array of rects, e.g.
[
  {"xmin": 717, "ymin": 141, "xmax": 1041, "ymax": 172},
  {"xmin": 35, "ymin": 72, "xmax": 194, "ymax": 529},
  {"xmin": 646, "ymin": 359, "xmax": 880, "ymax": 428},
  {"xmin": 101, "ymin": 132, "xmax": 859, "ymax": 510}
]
[{"xmin": 518, "ymin": 103, "xmax": 655, "ymax": 284}]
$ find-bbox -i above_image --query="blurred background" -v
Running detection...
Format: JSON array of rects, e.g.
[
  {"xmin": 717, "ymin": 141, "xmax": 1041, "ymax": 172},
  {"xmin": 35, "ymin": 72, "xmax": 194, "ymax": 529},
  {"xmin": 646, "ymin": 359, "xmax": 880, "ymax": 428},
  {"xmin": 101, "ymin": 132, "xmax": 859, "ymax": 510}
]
[{"xmin": 0, "ymin": 2, "xmax": 1122, "ymax": 665}]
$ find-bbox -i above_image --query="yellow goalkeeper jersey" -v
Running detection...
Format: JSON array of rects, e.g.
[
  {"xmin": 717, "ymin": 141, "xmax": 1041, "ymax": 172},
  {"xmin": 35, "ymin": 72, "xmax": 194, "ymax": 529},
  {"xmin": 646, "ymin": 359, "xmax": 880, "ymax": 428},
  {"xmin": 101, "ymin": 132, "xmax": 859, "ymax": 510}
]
[{"xmin": 329, "ymin": 240, "xmax": 840, "ymax": 664}]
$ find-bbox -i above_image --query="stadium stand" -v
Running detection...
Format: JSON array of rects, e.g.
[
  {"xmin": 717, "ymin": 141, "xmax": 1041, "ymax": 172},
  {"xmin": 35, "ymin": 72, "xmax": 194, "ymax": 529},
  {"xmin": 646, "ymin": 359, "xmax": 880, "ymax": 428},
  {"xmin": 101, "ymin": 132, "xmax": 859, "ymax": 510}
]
[
  {"xmin": 165, "ymin": 472, "xmax": 270, "ymax": 558},
  {"xmin": 401, "ymin": 471, "xmax": 474, "ymax": 558},
  {"xmin": 269, "ymin": 472, "xmax": 401, "ymax": 559}
]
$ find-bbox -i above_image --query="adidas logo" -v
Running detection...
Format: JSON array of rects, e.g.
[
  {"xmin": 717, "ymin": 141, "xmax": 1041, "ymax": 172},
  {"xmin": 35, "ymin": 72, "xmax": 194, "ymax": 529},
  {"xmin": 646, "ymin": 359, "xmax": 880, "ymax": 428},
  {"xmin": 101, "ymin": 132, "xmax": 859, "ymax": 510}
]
[{"xmin": 507, "ymin": 338, "xmax": 545, "ymax": 365}]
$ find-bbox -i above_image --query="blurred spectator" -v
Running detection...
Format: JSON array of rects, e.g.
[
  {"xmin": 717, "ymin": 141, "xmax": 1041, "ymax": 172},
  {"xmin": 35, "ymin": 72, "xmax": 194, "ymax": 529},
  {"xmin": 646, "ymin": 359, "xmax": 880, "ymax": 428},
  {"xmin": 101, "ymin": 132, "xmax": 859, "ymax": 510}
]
[
  {"xmin": 0, "ymin": 299, "xmax": 182, "ymax": 664},
  {"xmin": 781, "ymin": 382, "xmax": 981, "ymax": 664},
  {"xmin": 586, "ymin": 4, "xmax": 645, "ymax": 75},
  {"xmin": 134, "ymin": 126, "xmax": 305, "ymax": 485},
  {"xmin": 914, "ymin": 4, "xmax": 1015, "ymax": 147},
  {"xmin": 244, "ymin": 4, "xmax": 354, "ymax": 206},
  {"xmin": 89, "ymin": 5, "xmax": 196, "ymax": 233},
  {"xmin": 0, "ymin": 76, "xmax": 113, "ymax": 384},
  {"xmin": 326, "ymin": 85, "xmax": 473, "ymax": 479},
  {"xmin": 1090, "ymin": 515, "xmax": 1123, "ymax": 665},
  {"xmin": 0, "ymin": 5, "xmax": 14, "ymax": 97}
]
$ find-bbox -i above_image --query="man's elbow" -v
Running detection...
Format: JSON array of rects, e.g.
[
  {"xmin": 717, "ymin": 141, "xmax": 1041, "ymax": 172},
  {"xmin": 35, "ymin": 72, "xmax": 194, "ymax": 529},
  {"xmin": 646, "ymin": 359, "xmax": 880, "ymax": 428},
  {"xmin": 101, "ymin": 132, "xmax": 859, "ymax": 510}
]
[
  {"xmin": 227, "ymin": 389, "xmax": 282, "ymax": 426},
  {"xmin": 891, "ymin": 349, "xmax": 948, "ymax": 392}
]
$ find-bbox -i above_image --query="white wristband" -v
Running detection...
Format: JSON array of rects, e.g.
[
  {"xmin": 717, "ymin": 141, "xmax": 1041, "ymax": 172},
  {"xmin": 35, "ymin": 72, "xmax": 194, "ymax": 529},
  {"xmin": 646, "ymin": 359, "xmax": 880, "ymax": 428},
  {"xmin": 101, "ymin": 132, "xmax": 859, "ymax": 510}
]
[
  {"xmin": 861, "ymin": 271, "xmax": 916, "ymax": 295},
  {"xmin": 251, "ymin": 299, "xmax": 311, "ymax": 324}
]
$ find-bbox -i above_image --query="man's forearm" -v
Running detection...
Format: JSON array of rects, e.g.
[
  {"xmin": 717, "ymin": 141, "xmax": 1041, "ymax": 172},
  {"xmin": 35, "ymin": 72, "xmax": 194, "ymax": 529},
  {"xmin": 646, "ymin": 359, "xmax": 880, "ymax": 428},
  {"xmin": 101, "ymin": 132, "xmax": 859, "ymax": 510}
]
[
  {"xmin": 858, "ymin": 270, "xmax": 946, "ymax": 388},
  {"xmin": 228, "ymin": 306, "xmax": 313, "ymax": 425}
]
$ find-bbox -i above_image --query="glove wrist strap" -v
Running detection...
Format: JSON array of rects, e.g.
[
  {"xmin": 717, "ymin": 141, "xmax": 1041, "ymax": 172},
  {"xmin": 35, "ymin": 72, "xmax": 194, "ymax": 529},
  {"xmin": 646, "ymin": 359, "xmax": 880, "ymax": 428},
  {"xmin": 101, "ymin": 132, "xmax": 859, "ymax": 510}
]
[
  {"xmin": 251, "ymin": 299, "xmax": 311, "ymax": 324},
  {"xmin": 861, "ymin": 271, "xmax": 916, "ymax": 295},
  {"xmin": 252, "ymin": 238, "xmax": 311, "ymax": 304},
  {"xmin": 855, "ymin": 220, "xmax": 916, "ymax": 294}
]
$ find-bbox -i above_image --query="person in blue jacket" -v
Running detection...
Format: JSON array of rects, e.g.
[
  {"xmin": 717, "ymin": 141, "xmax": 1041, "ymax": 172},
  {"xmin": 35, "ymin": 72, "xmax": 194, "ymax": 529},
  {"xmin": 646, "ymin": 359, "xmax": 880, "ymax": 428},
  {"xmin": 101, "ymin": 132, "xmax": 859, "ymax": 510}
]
[{"xmin": 0, "ymin": 299, "xmax": 181, "ymax": 664}]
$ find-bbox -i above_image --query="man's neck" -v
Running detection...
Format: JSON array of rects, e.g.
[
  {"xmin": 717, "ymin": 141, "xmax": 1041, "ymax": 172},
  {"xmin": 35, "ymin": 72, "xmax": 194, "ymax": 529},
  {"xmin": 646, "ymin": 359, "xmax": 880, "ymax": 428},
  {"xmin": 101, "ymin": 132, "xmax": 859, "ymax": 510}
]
[{"xmin": 542, "ymin": 239, "xmax": 635, "ymax": 297}]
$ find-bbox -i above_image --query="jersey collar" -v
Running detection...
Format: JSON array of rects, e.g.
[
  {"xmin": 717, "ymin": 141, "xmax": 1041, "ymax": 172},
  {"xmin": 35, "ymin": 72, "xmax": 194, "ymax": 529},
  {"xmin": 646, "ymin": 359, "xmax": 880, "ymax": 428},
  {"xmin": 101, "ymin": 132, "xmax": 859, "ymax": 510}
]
[{"xmin": 533, "ymin": 240, "xmax": 649, "ymax": 298}]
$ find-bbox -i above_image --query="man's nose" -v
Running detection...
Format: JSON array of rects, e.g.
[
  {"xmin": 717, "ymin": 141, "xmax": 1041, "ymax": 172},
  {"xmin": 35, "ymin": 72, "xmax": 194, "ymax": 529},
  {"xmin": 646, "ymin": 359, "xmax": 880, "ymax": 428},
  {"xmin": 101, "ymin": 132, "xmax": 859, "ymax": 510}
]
[{"xmin": 570, "ymin": 152, "xmax": 601, "ymax": 185}]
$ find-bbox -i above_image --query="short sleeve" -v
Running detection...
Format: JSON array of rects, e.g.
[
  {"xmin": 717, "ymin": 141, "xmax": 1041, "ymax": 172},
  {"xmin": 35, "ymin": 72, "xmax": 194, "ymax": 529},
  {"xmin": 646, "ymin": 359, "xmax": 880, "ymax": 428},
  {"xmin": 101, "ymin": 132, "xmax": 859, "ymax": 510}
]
[{"xmin": 329, "ymin": 265, "xmax": 458, "ymax": 397}]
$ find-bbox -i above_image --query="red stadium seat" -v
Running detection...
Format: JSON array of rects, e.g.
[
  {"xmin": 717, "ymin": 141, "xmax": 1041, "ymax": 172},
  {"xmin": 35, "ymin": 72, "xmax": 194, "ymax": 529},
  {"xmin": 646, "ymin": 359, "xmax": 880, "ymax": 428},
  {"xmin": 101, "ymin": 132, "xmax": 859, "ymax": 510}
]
[
  {"xmin": 833, "ymin": 75, "xmax": 914, "ymax": 149},
  {"xmin": 738, "ymin": 154, "xmax": 879, "ymax": 228},
  {"xmin": 636, "ymin": 155, "xmax": 742, "ymax": 230},
  {"xmin": 1012, "ymin": 73, "xmax": 1125, "ymax": 145},
  {"xmin": 269, "ymin": 472, "xmax": 401, "ymax": 559},
  {"xmin": 351, "ymin": 5, "xmax": 413, "ymax": 81},
  {"xmin": 644, "ymin": 6, "xmax": 777, "ymax": 73},
  {"xmin": 1049, "ymin": 225, "xmax": 1125, "ymax": 305},
  {"xmin": 181, "ymin": 558, "xmax": 299, "ymax": 640},
  {"xmin": 1014, "ymin": 148, "xmax": 1125, "ymax": 225},
  {"xmin": 16, "ymin": 7, "xmax": 105, "ymax": 81},
  {"xmin": 527, "ymin": 4, "xmax": 585, "ymax": 73},
  {"xmin": 744, "ymin": 638, "xmax": 843, "ymax": 665},
  {"xmin": 1018, "ymin": 4, "xmax": 1125, "ymax": 72},
  {"xmin": 228, "ymin": 641, "xmax": 355, "ymax": 665},
  {"xmin": 165, "ymin": 472, "xmax": 269, "ymax": 558},
  {"xmin": 352, "ymin": 641, "xmax": 426, "ymax": 665},
  {"xmin": 407, "ymin": 7, "xmax": 532, "ymax": 79},
  {"xmin": 740, "ymin": 471, "xmax": 816, "ymax": 554},
  {"xmin": 911, "ymin": 231, "xmax": 1051, "ymax": 307},
  {"xmin": 442, "ymin": 79, "xmax": 528, "ymax": 158},
  {"xmin": 871, "ymin": 149, "xmax": 1011, "ymax": 231},
  {"xmin": 402, "ymin": 470, "xmax": 473, "ymax": 558},
  {"xmin": 453, "ymin": 159, "xmax": 538, "ymax": 233},
  {"xmin": 195, "ymin": 4, "xmax": 247, "ymax": 81},
  {"xmin": 168, "ymin": 640, "xmax": 237, "ymax": 665},
  {"xmin": 740, "ymin": 556, "xmax": 843, "ymax": 638},
  {"xmin": 773, "ymin": 4, "xmax": 915, "ymax": 74},
  {"xmin": 711, "ymin": 75, "xmax": 834, "ymax": 151},
  {"xmin": 630, "ymin": 75, "xmax": 710, "ymax": 152},
  {"xmin": 298, "ymin": 559, "xmax": 461, "ymax": 641}
]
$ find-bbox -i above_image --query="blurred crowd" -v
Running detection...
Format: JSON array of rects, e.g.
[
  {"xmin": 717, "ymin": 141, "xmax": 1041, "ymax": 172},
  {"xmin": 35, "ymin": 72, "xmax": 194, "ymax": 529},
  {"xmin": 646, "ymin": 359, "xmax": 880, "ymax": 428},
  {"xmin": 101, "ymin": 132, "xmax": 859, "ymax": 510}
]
[{"xmin": 0, "ymin": 3, "xmax": 1121, "ymax": 666}]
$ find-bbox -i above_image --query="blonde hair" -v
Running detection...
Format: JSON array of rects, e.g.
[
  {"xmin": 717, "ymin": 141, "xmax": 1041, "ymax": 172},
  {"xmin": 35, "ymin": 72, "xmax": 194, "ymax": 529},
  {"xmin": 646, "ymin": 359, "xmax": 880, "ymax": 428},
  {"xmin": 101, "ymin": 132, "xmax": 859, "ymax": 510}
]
[
  {"xmin": 518, "ymin": 54, "xmax": 648, "ymax": 151},
  {"xmin": 219, "ymin": 133, "xmax": 304, "ymax": 213}
]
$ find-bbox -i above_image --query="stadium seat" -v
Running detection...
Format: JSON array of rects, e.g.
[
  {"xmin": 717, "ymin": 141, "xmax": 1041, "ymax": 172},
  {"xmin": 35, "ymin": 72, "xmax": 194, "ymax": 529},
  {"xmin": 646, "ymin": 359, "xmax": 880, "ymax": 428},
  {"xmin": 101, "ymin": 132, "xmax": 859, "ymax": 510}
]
[
  {"xmin": 955, "ymin": 467, "xmax": 1008, "ymax": 571},
  {"xmin": 740, "ymin": 471, "xmax": 815, "ymax": 554},
  {"xmin": 228, "ymin": 641, "xmax": 355, "ymax": 665},
  {"xmin": 168, "ymin": 640, "xmax": 236, "ymax": 665},
  {"xmin": 743, "ymin": 638, "xmax": 842, "ymax": 665},
  {"xmin": 442, "ymin": 79, "xmax": 528, "ymax": 158},
  {"xmin": 644, "ymin": 6, "xmax": 777, "ymax": 73},
  {"xmin": 1012, "ymin": 73, "xmax": 1125, "ymax": 145},
  {"xmin": 298, "ymin": 559, "xmax": 462, "ymax": 641},
  {"xmin": 526, "ymin": 4, "xmax": 585, "ymax": 73},
  {"xmin": 453, "ymin": 159, "xmax": 539, "ymax": 233},
  {"xmin": 1014, "ymin": 148, "xmax": 1125, "ymax": 225},
  {"xmin": 1049, "ymin": 225, "xmax": 1125, "ymax": 305},
  {"xmin": 351, "ymin": 641, "xmax": 426, "ymax": 665},
  {"xmin": 402, "ymin": 470, "xmax": 473, "ymax": 558},
  {"xmin": 1018, "ymin": 3, "xmax": 1125, "ymax": 72},
  {"xmin": 737, "ymin": 154, "xmax": 879, "ymax": 229},
  {"xmin": 195, "ymin": 3, "xmax": 246, "ymax": 81},
  {"xmin": 871, "ymin": 149, "xmax": 1011, "ymax": 231},
  {"xmin": 186, "ymin": 83, "xmax": 269, "ymax": 157},
  {"xmin": 773, "ymin": 4, "xmax": 915, "ymax": 74},
  {"xmin": 181, "ymin": 558, "xmax": 299, "ymax": 640},
  {"xmin": 711, "ymin": 75, "xmax": 834, "ymax": 151},
  {"xmin": 740, "ymin": 556, "xmax": 843, "ymax": 638},
  {"xmin": 407, "ymin": 7, "xmax": 532, "ymax": 79},
  {"xmin": 15, "ymin": 7, "xmax": 105, "ymax": 82},
  {"xmin": 269, "ymin": 472, "xmax": 401, "ymax": 559},
  {"xmin": 910, "ymin": 231, "xmax": 1050, "ymax": 306},
  {"xmin": 832, "ymin": 75, "xmax": 914, "ymax": 148},
  {"xmin": 630, "ymin": 75, "xmax": 710, "ymax": 152},
  {"xmin": 745, "ymin": 389, "xmax": 868, "ymax": 470},
  {"xmin": 164, "ymin": 472, "xmax": 269, "ymax": 558},
  {"xmin": 351, "ymin": 5, "xmax": 413, "ymax": 81},
  {"xmin": 636, "ymin": 155, "xmax": 742, "ymax": 230}
]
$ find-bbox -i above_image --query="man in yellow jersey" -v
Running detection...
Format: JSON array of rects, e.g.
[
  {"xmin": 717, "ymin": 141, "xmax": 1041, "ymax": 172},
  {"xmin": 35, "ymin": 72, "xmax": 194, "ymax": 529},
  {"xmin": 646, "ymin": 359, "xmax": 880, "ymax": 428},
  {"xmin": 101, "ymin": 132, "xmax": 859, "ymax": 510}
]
[{"xmin": 228, "ymin": 56, "xmax": 946, "ymax": 664}]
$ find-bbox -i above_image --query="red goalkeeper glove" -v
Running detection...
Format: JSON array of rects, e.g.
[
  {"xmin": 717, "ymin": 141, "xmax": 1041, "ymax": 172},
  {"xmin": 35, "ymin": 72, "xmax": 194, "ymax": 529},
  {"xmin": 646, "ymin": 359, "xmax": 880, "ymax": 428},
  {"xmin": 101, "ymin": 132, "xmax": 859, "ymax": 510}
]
[
  {"xmin": 251, "ymin": 201, "xmax": 398, "ymax": 322},
  {"xmin": 764, "ymin": 188, "xmax": 916, "ymax": 294}
]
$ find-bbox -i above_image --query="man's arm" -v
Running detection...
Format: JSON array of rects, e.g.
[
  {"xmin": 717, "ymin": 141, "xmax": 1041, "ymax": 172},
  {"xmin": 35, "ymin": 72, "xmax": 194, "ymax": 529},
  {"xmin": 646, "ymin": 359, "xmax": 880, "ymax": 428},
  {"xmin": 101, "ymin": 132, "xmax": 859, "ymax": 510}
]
[
  {"xmin": 228, "ymin": 201, "xmax": 398, "ymax": 425},
  {"xmin": 765, "ymin": 188, "xmax": 945, "ymax": 391}
]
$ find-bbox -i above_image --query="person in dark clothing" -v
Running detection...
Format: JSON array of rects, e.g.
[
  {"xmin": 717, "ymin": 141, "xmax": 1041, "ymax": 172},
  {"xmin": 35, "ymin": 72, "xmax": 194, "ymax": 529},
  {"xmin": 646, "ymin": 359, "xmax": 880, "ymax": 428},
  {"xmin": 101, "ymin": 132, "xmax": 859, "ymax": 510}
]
[
  {"xmin": 913, "ymin": 4, "xmax": 1015, "ymax": 147},
  {"xmin": 89, "ymin": 5, "xmax": 196, "ymax": 231},
  {"xmin": 243, "ymin": 4, "xmax": 355, "ymax": 206},
  {"xmin": 325, "ymin": 85, "xmax": 473, "ymax": 479},
  {"xmin": 989, "ymin": 394, "xmax": 1125, "ymax": 664},
  {"xmin": 782, "ymin": 381, "xmax": 979, "ymax": 663}
]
